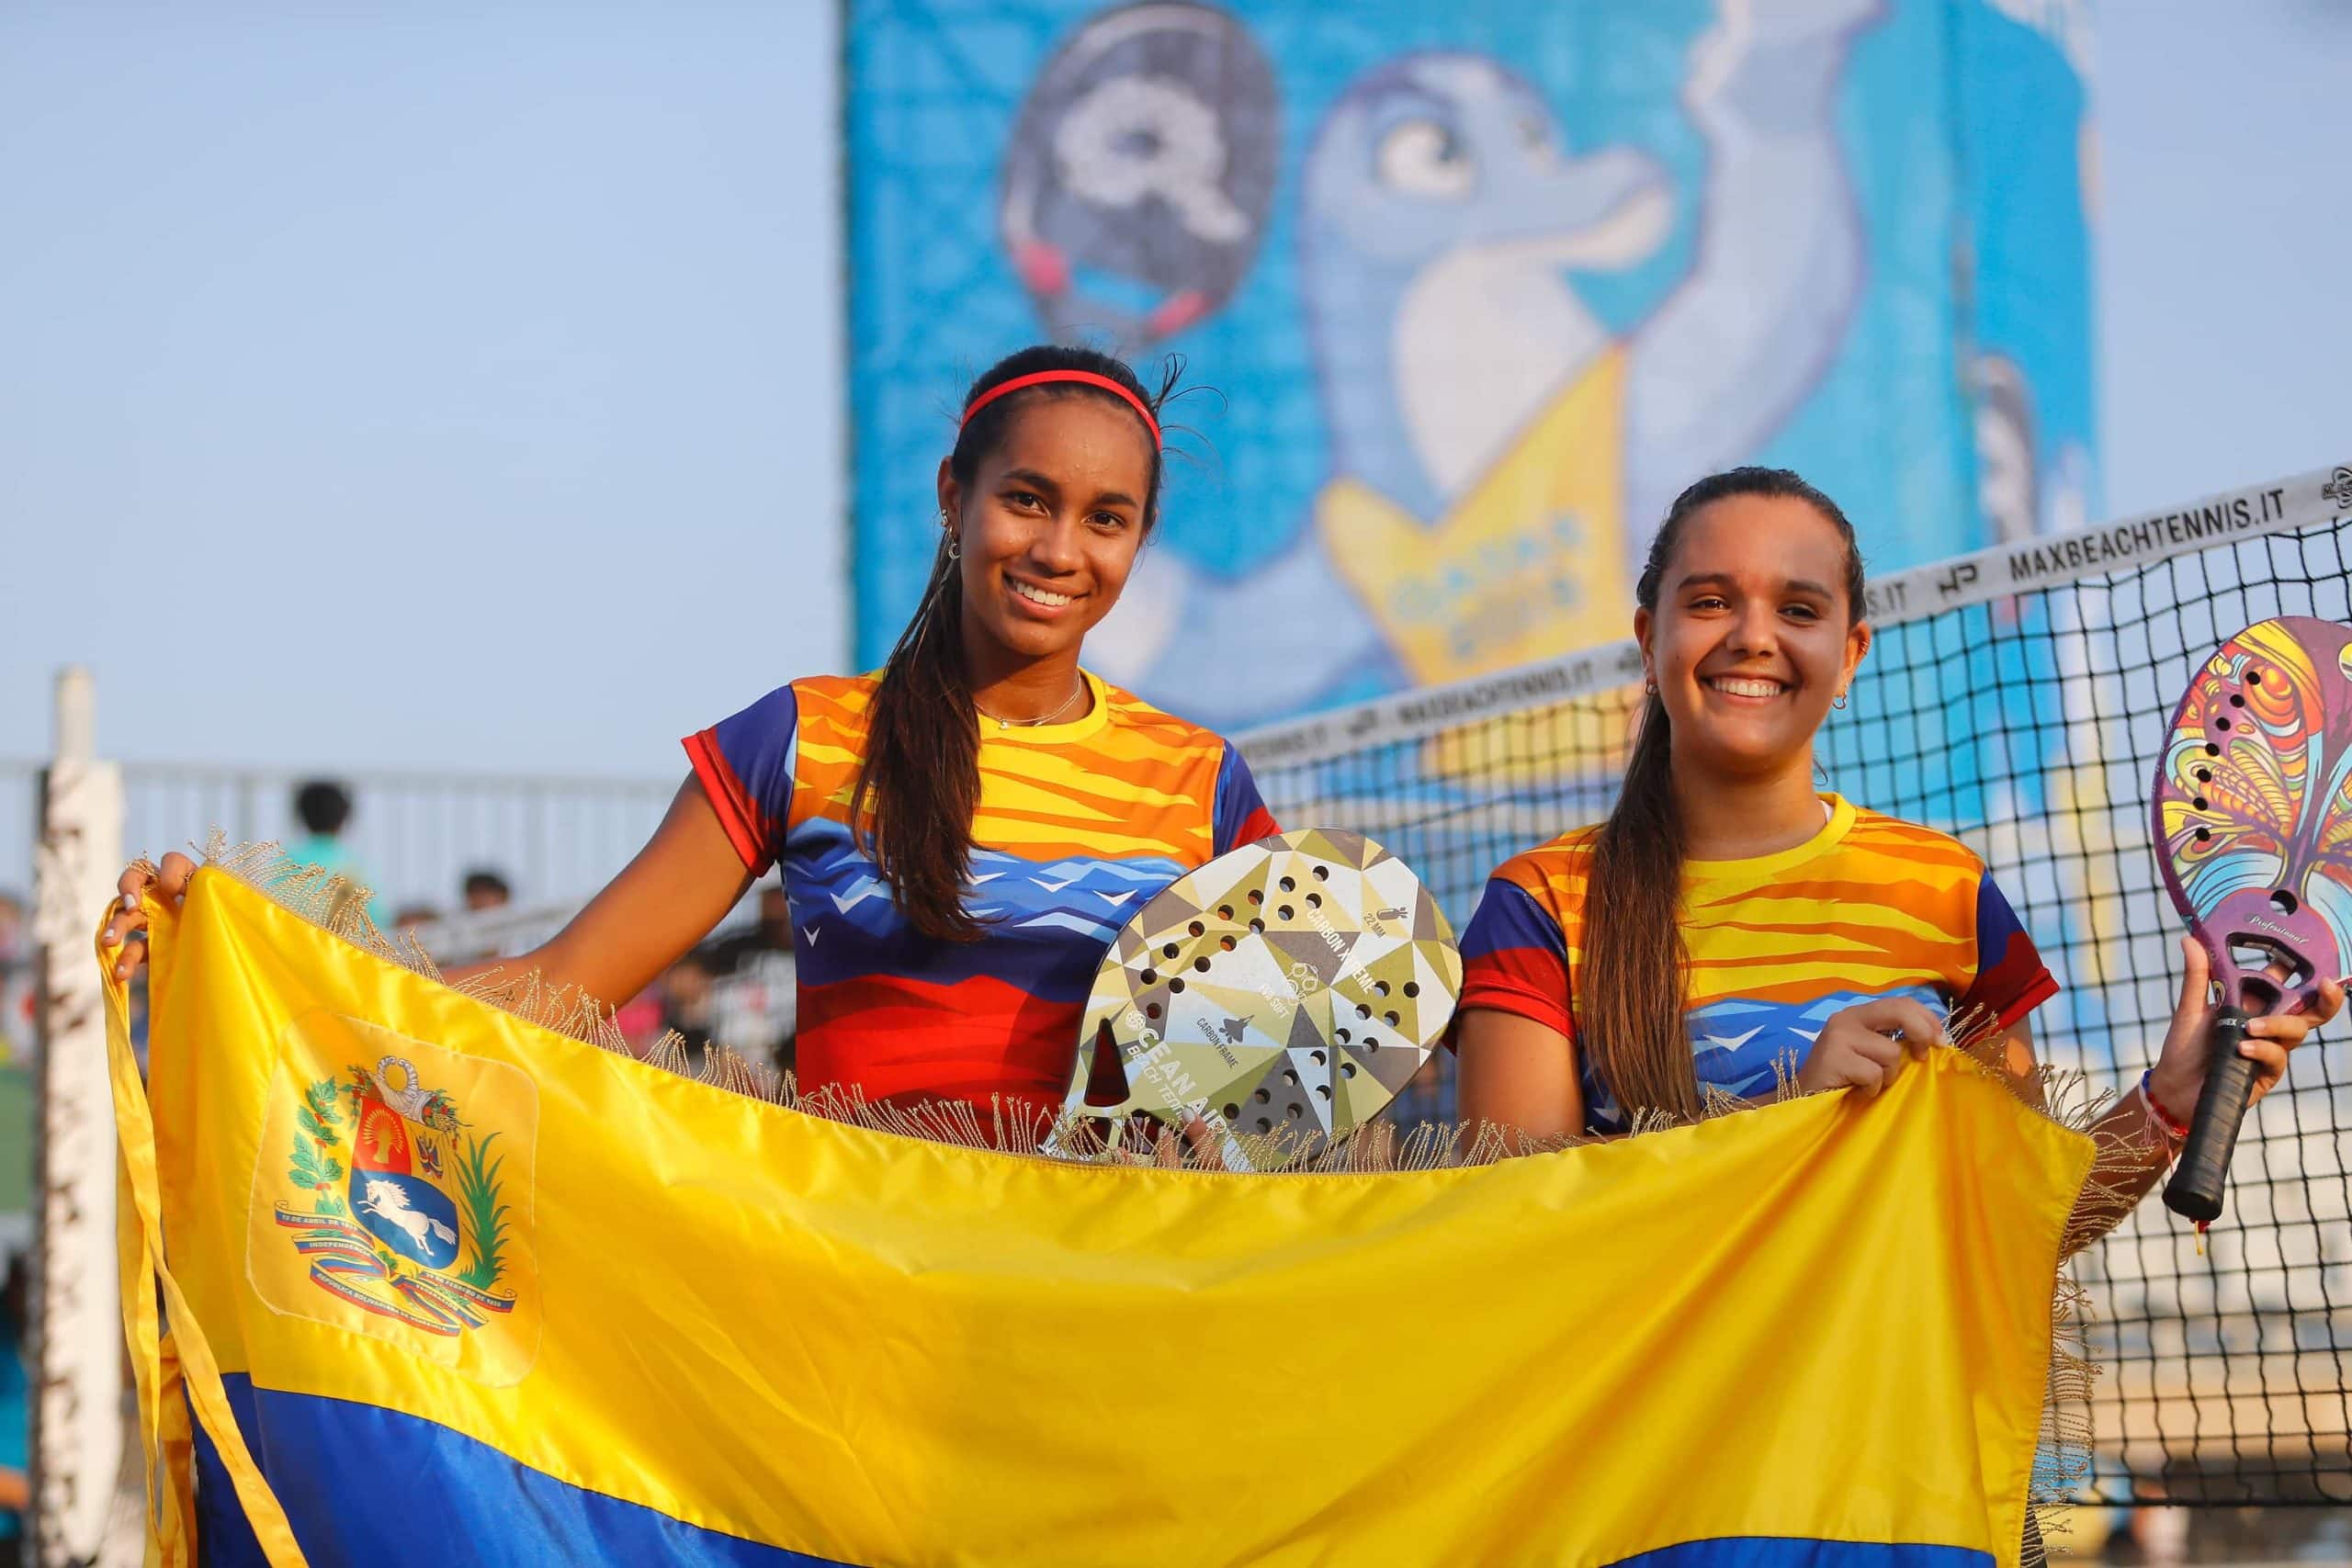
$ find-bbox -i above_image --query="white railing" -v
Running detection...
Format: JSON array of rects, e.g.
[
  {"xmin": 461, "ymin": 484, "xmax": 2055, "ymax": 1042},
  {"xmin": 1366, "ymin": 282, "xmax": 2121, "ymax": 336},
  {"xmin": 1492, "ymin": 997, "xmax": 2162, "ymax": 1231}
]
[{"xmin": 0, "ymin": 758, "xmax": 678, "ymax": 922}]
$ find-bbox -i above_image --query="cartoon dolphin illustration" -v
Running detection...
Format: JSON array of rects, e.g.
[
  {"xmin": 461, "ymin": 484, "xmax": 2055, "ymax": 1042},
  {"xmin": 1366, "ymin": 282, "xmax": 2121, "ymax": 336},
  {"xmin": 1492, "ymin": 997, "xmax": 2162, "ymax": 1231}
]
[{"xmin": 1091, "ymin": 0, "xmax": 1883, "ymax": 724}]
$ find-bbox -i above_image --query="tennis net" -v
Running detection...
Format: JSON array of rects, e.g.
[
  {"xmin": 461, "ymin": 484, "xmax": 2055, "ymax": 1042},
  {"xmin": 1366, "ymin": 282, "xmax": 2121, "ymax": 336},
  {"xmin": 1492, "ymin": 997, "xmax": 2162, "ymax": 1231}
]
[{"xmin": 1237, "ymin": 463, "xmax": 2352, "ymax": 1506}]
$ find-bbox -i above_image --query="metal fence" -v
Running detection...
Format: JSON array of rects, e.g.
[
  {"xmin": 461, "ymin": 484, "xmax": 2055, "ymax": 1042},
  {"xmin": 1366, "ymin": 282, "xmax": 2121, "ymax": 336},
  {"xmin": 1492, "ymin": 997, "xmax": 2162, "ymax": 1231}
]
[{"xmin": 0, "ymin": 759, "xmax": 677, "ymax": 920}]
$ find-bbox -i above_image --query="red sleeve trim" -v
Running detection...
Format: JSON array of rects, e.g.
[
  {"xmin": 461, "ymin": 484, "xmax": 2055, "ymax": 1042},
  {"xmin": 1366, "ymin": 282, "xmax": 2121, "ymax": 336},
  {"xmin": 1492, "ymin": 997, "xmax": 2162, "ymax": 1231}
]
[
  {"xmin": 1981, "ymin": 968, "xmax": 2061, "ymax": 1038},
  {"xmin": 1233, "ymin": 806, "xmax": 1279, "ymax": 849},
  {"xmin": 1448, "ymin": 975, "xmax": 1576, "ymax": 1047},
  {"xmin": 684, "ymin": 729, "xmax": 774, "ymax": 874}
]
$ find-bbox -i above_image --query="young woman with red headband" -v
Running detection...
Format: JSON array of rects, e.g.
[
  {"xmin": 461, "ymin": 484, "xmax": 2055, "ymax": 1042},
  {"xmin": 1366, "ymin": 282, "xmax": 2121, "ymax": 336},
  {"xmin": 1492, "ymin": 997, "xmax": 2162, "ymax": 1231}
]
[
  {"xmin": 107, "ymin": 345, "xmax": 1279, "ymax": 1139},
  {"xmin": 1453, "ymin": 467, "xmax": 2340, "ymax": 1243}
]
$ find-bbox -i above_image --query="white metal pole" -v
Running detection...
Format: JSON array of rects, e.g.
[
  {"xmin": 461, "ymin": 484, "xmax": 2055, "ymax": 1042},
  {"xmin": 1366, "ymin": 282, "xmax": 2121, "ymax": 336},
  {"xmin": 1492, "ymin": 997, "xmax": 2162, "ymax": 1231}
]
[{"xmin": 30, "ymin": 666, "xmax": 125, "ymax": 1567}]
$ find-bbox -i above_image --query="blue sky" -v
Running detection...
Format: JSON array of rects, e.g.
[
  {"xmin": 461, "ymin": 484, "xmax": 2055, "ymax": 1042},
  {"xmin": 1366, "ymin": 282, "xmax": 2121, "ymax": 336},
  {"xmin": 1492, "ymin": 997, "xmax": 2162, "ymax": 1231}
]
[
  {"xmin": 1, "ymin": 3, "xmax": 840, "ymax": 776},
  {"xmin": 3, "ymin": 1, "xmax": 2348, "ymax": 779}
]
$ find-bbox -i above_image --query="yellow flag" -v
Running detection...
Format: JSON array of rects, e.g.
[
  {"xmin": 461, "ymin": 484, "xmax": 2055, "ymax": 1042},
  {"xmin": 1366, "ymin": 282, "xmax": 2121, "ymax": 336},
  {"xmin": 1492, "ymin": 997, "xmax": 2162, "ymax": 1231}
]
[{"xmin": 108, "ymin": 859, "xmax": 2090, "ymax": 1567}]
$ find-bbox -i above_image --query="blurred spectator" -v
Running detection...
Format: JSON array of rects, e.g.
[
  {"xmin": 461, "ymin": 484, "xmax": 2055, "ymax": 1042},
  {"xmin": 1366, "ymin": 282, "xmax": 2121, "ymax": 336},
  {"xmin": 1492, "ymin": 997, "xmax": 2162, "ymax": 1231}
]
[
  {"xmin": 605, "ymin": 889, "xmax": 798, "ymax": 1072},
  {"xmin": 290, "ymin": 780, "xmax": 388, "ymax": 929},
  {"xmin": 707, "ymin": 885, "xmax": 792, "ymax": 976},
  {"xmin": 704, "ymin": 886, "xmax": 797, "ymax": 1074},
  {"xmin": 2123, "ymin": 1501, "xmax": 2188, "ymax": 1566},
  {"xmin": 1, "ymin": 1249, "xmax": 28, "ymax": 1562},
  {"xmin": 609, "ymin": 985, "xmax": 666, "ymax": 1051},
  {"xmin": 0, "ymin": 893, "xmax": 30, "ymax": 1068},
  {"xmin": 658, "ymin": 951, "xmax": 717, "ymax": 1044},
  {"xmin": 390, "ymin": 903, "xmax": 442, "ymax": 937},
  {"xmin": 461, "ymin": 869, "xmax": 513, "ymax": 912}
]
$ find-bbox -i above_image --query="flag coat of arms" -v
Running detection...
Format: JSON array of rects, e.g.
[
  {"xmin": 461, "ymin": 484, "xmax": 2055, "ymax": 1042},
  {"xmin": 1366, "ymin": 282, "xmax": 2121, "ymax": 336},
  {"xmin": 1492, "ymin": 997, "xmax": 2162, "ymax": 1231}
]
[
  {"xmin": 105, "ymin": 857, "xmax": 2096, "ymax": 1567},
  {"xmin": 248, "ymin": 1013, "xmax": 537, "ymax": 1384}
]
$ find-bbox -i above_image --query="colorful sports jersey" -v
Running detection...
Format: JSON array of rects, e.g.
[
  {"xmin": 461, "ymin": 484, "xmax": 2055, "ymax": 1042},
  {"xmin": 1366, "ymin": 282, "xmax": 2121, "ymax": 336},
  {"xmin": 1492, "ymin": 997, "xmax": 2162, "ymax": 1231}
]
[
  {"xmin": 685, "ymin": 670, "xmax": 1278, "ymax": 1132},
  {"xmin": 1456, "ymin": 795, "xmax": 2058, "ymax": 1133}
]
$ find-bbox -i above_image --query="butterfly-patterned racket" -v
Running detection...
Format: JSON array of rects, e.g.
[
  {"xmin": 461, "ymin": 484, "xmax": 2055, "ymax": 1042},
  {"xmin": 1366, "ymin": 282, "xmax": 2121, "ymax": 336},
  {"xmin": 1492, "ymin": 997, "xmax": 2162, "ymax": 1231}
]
[
  {"xmin": 1057, "ymin": 829, "xmax": 1462, "ymax": 1171},
  {"xmin": 2151, "ymin": 615, "xmax": 2352, "ymax": 1223}
]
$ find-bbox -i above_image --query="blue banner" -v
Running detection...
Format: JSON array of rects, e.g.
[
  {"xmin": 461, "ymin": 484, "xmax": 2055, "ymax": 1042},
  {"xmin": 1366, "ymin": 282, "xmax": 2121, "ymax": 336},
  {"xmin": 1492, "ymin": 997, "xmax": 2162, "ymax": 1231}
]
[{"xmin": 845, "ymin": 0, "xmax": 2097, "ymax": 728}]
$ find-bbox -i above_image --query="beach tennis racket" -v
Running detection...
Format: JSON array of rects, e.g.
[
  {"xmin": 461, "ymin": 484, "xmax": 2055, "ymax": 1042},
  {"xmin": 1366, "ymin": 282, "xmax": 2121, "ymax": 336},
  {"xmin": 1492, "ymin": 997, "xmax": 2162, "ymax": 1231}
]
[
  {"xmin": 1059, "ymin": 829, "xmax": 1462, "ymax": 1172},
  {"xmin": 2151, "ymin": 615, "xmax": 2352, "ymax": 1222}
]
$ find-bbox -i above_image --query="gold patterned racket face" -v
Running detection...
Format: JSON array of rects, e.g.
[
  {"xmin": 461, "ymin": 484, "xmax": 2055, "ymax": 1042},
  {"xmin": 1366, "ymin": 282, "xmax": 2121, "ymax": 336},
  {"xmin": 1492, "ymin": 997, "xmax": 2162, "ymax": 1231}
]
[
  {"xmin": 1062, "ymin": 830, "xmax": 1462, "ymax": 1169},
  {"xmin": 2152, "ymin": 615, "xmax": 2352, "ymax": 1016}
]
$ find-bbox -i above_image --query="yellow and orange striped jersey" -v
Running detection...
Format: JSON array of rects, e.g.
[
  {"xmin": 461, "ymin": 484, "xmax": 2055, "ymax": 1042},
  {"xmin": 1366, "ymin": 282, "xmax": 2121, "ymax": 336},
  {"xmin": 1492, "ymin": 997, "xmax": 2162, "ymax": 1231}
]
[
  {"xmin": 686, "ymin": 670, "xmax": 1277, "ymax": 1132},
  {"xmin": 1457, "ymin": 795, "xmax": 2057, "ymax": 1131}
]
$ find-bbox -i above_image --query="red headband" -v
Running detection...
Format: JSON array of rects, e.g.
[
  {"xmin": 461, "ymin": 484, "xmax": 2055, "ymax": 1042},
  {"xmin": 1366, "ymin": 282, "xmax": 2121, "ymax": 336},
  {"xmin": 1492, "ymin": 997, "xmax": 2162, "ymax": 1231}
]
[{"xmin": 959, "ymin": 369, "xmax": 1162, "ymax": 447}]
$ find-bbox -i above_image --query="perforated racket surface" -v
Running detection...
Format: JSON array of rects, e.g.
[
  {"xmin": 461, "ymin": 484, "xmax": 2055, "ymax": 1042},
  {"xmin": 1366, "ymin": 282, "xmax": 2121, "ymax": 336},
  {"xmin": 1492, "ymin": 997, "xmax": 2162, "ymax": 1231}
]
[
  {"xmin": 2151, "ymin": 615, "xmax": 2352, "ymax": 1219},
  {"xmin": 1061, "ymin": 829, "xmax": 1462, "ymax": 1171}
]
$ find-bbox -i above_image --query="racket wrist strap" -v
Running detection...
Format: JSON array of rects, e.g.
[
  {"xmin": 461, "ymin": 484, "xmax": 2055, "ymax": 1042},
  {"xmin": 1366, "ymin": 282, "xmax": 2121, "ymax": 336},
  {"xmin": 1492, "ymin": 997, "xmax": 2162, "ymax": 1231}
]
[{"xmin": 2141, "ymin": 1069, "xmax": 2192, "ymax": 1143}]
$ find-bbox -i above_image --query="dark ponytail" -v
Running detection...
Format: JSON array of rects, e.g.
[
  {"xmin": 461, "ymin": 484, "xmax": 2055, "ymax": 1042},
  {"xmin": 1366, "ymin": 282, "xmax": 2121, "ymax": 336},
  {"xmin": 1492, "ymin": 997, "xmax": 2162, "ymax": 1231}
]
[
  {"xmin": 852, "ymin": 345, "xmax": 1177, "ymax": 942},
  {"xmin": 1581, "ymin": 467, "xmax": 1867, "ymax": 1121}
]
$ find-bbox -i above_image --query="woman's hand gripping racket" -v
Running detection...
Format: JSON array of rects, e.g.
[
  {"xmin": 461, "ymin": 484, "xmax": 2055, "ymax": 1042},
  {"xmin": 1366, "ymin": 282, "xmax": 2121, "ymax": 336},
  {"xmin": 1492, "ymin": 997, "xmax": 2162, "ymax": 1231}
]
[
  {"xmin": 1057, "ymin": 829, "xmax": 1463, "ymax": 1171},
  {"xmin": 2152, "ymin": 615, "xmax": 2352, "ymax": 1223}
]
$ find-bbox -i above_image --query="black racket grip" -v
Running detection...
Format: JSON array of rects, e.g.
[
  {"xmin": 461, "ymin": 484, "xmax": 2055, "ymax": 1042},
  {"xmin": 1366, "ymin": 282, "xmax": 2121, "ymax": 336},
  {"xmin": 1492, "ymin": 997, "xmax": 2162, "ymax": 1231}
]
[{"xmin": 2163, "ymin": 1006, "xmax": 2257, "ymax": 1224}]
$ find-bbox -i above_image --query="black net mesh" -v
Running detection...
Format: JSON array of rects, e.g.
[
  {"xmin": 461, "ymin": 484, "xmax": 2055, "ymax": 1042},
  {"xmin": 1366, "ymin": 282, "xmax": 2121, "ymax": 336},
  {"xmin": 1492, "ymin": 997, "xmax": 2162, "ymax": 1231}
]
[{"xmin": 1238, "ymin": 506, "xmax": 2352, "ymax": 1506}]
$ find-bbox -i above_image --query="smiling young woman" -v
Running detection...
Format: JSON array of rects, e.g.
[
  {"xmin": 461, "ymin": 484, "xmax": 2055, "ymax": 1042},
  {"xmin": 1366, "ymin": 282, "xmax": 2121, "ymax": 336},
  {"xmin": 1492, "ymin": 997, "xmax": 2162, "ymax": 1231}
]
[
  {"xmin": 106, "ymin": 346, "xmax": 1280, "ymax": 1142},
  {"xmin": 1450, "ymin": 467, "xmax": 2339, "ymax": 1246}
]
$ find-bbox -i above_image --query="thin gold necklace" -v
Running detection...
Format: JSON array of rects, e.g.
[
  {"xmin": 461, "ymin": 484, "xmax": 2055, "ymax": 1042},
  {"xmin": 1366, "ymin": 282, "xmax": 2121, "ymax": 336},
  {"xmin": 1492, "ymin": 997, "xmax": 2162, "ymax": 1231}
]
[{"xmin": 975, "ymin": 679, "xmax": 1086, "ymax": 729}]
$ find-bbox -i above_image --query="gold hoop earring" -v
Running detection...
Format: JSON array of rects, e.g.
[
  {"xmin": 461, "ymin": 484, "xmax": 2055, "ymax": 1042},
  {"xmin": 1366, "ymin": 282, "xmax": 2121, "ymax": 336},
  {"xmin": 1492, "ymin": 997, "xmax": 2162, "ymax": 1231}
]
[
  {"xmin": 1832, "ymin": 691, "xmax": 1849, "ymax": 710},
  {"xmin": 944, "ymin": 536, "xmax": 961, "ymax": 563}
]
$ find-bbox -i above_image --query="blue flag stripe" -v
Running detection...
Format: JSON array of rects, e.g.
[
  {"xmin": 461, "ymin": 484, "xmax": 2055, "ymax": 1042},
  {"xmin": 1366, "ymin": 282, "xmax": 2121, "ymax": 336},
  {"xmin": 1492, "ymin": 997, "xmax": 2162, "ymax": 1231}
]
[
  {"xmin": 192, "ymin": 1376, "xmax": 854, "ymax": 1567},
  {"xmin": 190, "ymin": 1377, "xmax": 2000, "ymax": 1567}
]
